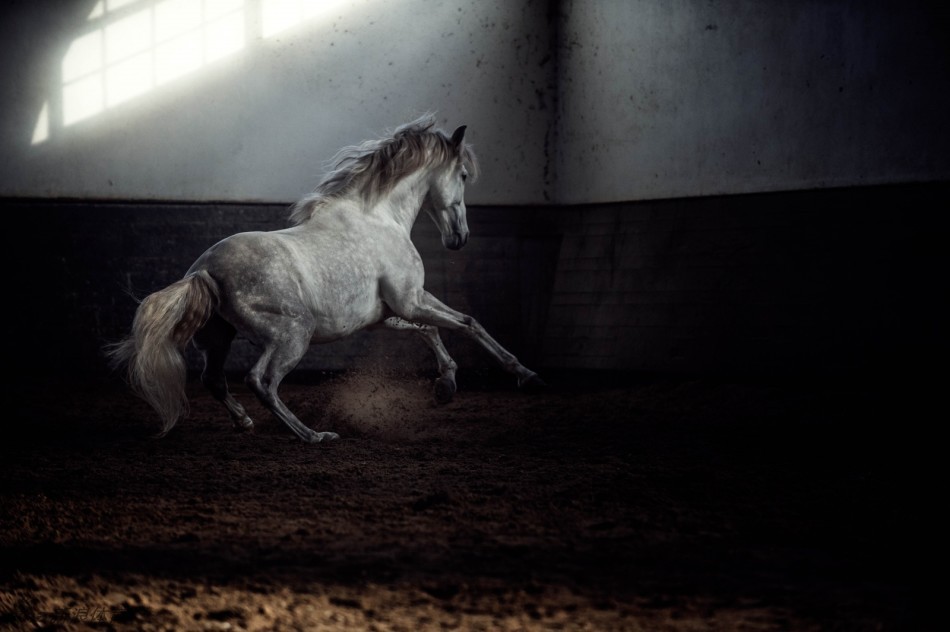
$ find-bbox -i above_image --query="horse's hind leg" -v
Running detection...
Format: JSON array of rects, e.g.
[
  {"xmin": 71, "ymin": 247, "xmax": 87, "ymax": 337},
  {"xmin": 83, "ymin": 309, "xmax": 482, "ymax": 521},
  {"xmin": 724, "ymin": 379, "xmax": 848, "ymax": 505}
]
[
  {"xmin": 193, "ymin": 315, "xmax": 254, "ymax": 431},
  {"xmin": 244, "ymin": 323, "xmax": 339, "ymax": 444},
  {"xmin": 383, "ymin": 316, "xmax": 458, "ymax": 403}
]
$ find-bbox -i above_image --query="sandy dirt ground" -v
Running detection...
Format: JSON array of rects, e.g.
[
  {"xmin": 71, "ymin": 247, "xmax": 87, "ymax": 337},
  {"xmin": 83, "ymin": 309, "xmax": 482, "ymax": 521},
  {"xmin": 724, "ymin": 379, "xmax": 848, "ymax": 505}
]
[{"xmin": 0, "ymin": 368, "xmax": 924, "ymax": 631}]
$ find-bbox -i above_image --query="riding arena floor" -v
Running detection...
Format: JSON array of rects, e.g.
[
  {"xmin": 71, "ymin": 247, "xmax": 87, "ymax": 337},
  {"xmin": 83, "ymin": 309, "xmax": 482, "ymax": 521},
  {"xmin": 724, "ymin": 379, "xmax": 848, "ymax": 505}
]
[{"xmin": 0, "ymin": 368, "xmax": 926, "ymax": 631}]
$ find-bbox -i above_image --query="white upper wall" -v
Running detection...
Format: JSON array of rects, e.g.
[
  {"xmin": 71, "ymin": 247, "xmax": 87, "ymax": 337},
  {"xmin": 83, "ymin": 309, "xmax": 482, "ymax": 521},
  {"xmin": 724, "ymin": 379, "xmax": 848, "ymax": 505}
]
[
  {"xmin": 555, "ymin": 0, "xmax": 950, "ymax": 204},
  {"xmin": 0, "ymin": 0, "xmax": 555, "ymax": 204},
  {"xmin": 1, "ymin": 1, "xmax": 947, "ymax": 205}
]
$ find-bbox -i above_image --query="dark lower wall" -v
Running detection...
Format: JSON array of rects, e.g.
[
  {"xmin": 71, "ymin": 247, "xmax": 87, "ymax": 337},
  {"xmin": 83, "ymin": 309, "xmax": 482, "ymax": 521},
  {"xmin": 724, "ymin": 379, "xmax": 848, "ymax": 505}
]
[
  {"xmin": 544, "ymin": 184, "xmax": 948, "ymax": 377},
  {"xmin": 4, "ymin": 181, "xmax": 946, "ymax": 382},
  {"xmin": 2, "ymin": 200, "xmax": 560, "ymax": 379}
]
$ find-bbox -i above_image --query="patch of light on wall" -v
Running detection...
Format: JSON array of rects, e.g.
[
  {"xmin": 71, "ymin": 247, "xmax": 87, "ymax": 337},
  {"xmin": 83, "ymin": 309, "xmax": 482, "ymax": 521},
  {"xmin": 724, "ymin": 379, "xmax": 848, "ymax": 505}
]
[
  {"xmin": 261, "ymin": 0, "xmax": 345, "ymax": 38},
  {"xmin": 32, "ymin": 101, "xmax": 50, "ymax": 145},
  {"xmin": 48, "ymin": 0, "xmax": 247, "ymax": 137},
  {"xmin": 34, "ymin": 0, "xmax": 348, "ymax": 145}
]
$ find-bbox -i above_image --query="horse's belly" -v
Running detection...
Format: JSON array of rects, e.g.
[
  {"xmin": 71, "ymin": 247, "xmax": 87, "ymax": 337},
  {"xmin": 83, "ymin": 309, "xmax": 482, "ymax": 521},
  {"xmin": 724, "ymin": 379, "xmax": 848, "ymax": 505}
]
[{"xmin": 309, "ymin": 299, "xmax": 384, "ymax": 343}]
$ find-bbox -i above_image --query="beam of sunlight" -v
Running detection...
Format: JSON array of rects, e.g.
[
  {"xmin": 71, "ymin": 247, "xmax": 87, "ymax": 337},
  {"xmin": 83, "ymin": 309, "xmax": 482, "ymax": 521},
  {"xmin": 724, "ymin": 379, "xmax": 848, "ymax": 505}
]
[
  {"xmin": 34, "ymin": 0, "xmax": 348, "ymax": 145},
  {"xmin": 63, "ymin": 75, "xmax": 105, "ymax": 126},
  {"xmin": 62, "ymin": 30, "xmax": 102, "ymax": 83},
  {"xmin": 155, "ymin": 27, "xmax": 204, "ymax": 85},
  {"xmin": 31, "ymin": 101, "xmax": 50, "ymax": 145},
  {"xmin": 42, "ymin": 0, "xmax": 248, "ymax": 141},
  {"xmin": 205, "ymin": 9, "xmax": 245, "ymax": 61},
  {"xmin": 261, "ymin": 0, "xmax": 347, "ymax": 38},
  {"xmin": 109, "ymin": 0, "xmax": 142, "ymax": 11}
]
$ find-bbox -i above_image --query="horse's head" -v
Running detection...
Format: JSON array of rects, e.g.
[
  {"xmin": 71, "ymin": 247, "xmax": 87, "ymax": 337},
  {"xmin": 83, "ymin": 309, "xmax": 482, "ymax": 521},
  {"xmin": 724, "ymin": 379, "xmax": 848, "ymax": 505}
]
[{"xmin": 423, "ymin": 125, "xmax": 471, "ymax": 250}]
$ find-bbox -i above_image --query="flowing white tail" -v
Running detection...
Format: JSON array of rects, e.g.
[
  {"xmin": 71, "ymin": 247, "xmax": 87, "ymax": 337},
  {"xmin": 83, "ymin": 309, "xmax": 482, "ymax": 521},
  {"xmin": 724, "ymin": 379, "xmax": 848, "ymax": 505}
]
[{"xmin": 107, "ymin": 271, "xmax": 219, "ymax": 436}]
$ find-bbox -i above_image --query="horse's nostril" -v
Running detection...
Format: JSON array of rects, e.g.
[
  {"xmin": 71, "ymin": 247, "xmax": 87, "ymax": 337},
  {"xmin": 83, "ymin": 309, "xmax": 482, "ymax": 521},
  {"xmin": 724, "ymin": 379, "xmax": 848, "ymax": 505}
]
[{"xmin": 445, "ymin": 233, "xmax": 464, "ymax": 250}]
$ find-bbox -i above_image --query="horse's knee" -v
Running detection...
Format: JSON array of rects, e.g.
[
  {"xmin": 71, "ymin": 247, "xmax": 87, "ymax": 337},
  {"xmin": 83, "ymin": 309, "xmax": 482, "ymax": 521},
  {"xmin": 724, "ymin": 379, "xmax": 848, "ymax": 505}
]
[{"xmin": 415, "ymin": 323, "xmax": 442, "ymax": 344}]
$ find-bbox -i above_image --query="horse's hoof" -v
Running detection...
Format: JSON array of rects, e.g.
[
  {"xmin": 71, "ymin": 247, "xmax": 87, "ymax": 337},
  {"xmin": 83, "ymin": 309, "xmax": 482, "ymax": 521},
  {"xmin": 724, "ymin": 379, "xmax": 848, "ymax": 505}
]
[
  {"xmin": 308, "ymin": 431, "xmax": 340, "ymax": 443},
  {"xmin": 518, "ymin": 372, "xmax": 548, "ymax": 391},
  {"xmin": 434, "ymin": 377, "xmax": 457, "ymax": 404},
  {"xmin": 233, "ymin": 416, "xmax": 255, "ymax": 432}
]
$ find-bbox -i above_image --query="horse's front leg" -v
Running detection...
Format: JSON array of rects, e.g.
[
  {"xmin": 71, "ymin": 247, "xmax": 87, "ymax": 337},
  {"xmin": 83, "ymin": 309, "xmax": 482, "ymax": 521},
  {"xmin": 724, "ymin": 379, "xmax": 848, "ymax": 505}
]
[
  {"xmin": 399, "ymin": 292, "xmax": 546, "ymax": 390},
  {"xmin": 382, "ymin": 316, "xmax": 458, "ymax": 403}
]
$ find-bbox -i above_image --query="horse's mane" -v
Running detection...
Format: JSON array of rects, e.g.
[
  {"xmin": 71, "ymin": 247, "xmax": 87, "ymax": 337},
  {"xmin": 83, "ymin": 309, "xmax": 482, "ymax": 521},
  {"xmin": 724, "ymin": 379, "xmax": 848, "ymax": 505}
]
[{"xmin": 288, "ymin": 113, "xmax": 479, "ymax": 226}]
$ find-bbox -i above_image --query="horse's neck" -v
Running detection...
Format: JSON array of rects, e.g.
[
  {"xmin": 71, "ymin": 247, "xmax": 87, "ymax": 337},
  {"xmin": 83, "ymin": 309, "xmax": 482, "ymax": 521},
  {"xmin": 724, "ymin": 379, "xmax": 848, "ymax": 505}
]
[{"xmin": 367, "ymin": 167, "xmax": 430, "ymax": 234}]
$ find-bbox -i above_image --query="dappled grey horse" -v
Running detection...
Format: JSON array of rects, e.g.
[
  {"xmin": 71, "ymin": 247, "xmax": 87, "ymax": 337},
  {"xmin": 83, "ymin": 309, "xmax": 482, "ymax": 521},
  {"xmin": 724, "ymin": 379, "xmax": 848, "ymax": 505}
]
[{"xmin": 108, "ymin": 114, "xmax": 544, "ymax": 442}]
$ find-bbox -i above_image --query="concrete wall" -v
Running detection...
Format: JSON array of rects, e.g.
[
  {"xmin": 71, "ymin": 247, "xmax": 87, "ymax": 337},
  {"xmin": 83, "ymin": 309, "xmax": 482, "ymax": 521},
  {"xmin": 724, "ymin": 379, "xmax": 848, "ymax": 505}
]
[
  {"xmin": 3, "ymin": 1, "xmax": 947, "ymax": 205},
  {"xmin": 555, "ymin": 0, "xmax": 950, "ymax": 203},
  {"xmin": 0, "ymin": 0, "xmax": 556, "ymax": 204}
]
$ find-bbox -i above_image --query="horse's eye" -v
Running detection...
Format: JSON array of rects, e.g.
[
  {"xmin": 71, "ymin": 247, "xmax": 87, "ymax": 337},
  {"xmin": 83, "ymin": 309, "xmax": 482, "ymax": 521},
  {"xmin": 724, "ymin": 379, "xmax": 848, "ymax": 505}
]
[{"xmin": 461, "ymin": 171, "xmax": 468, "ymax": 182}]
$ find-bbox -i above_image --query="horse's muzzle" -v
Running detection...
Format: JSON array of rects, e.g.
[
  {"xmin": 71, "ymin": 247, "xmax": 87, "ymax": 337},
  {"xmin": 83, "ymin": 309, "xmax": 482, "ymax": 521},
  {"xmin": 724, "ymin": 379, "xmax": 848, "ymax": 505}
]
[{"xmin": 444, "ymin": 231, "xmax": 468, "ymax": 250}]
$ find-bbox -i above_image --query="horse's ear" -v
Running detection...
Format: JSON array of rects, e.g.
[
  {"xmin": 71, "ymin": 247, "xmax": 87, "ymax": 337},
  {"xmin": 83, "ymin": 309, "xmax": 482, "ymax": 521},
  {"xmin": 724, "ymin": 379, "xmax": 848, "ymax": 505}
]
[{"xmin": 450, "ymin": 125, "xmax": 467, "ymax": 152}]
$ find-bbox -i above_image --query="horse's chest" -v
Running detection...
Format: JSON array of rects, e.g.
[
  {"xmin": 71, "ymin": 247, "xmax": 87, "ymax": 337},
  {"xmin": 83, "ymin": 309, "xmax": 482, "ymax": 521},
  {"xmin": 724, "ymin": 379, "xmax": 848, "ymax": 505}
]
[{"xmin": 301, "ymin": 231, "xmax": 418, "ymax": 339}]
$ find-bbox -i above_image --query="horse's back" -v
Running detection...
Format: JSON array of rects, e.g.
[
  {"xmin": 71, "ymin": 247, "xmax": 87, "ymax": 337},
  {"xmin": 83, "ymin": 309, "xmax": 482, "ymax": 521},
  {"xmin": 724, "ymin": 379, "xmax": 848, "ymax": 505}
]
[
  {"xmin": 188, "ymin": 229, "xmax": 312, "ymax": 310},
  {"xmin": 187, "ymin": 225, "xmax": 394, "ymax": 341}
]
